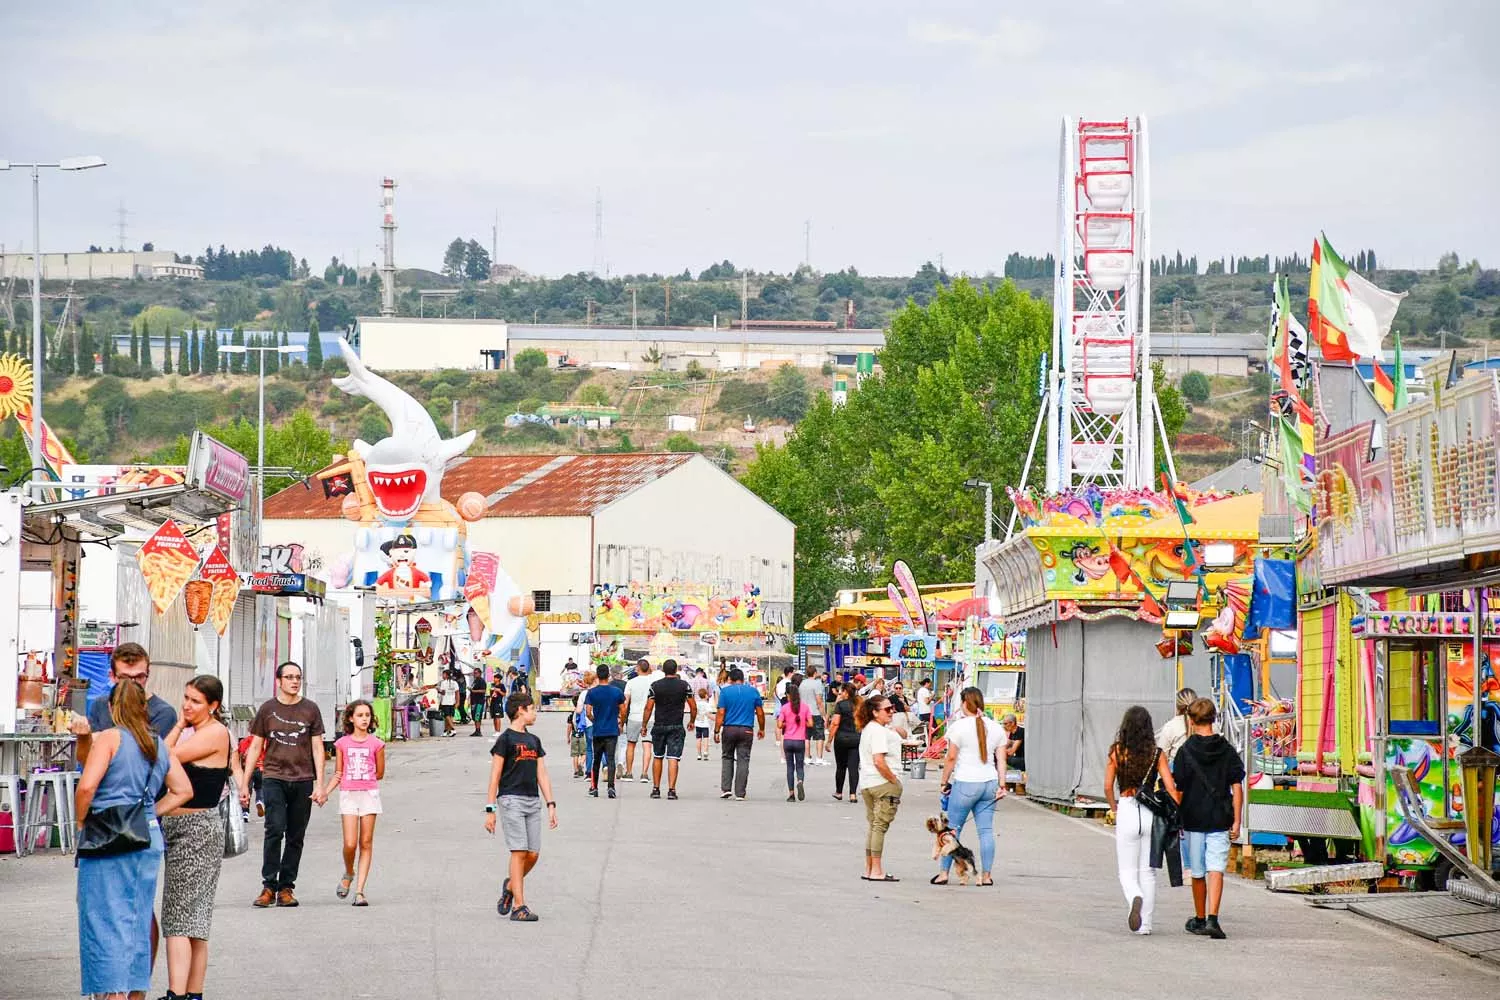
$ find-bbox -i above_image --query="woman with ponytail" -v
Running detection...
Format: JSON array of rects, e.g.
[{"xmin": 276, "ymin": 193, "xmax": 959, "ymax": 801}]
[
  {"xmin": 75, "ymin": 678, "xmax": 192, "ymax": 1000},
  {"xmin": 775, "ymin": 674, "xmax": 812, "ymax": 801},
  {"xmin": 932, "ymin": 687, "xmax": 1006, "ymax": 886}
]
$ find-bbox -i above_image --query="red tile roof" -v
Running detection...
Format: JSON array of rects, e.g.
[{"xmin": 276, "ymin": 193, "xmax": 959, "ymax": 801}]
[{"xmin": 262, "ymin": 453, "xmax": 696, "ymax": 520}]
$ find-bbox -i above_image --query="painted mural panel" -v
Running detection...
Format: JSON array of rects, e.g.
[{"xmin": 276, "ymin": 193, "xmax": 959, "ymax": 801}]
[{"xmin": 591, "ymin": 581, "xmax": 763, "ymax": 633}]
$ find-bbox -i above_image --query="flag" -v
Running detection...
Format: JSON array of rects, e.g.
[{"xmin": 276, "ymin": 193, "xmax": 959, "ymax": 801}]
[
  {"xmin": 1393, "ymin": 331, "xmax": 1408, "ymax": 410},
  {"xmin": 1309, "ymin": 233, "xmax": 1407, "ymax": 362},
  {"xmin": 1268, "ymin": 275, "xmax": 1309, "ymax": 392},
  {"xmin": 1372, "ymin": 363, "xmax": 1395, "ymax": 412},
  {"xmin": 1158, "ymin": 460, "xmax": 1195, "ymax": 526},
  {"xmin": 1273, "ymin": 391, "xmax": 1316, "ymax": 513}
]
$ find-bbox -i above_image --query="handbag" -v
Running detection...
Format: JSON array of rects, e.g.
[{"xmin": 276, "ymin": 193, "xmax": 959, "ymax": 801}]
[
  {"xmin": 77, "ymin": 789, "xmax": 153, "ymax": 858},
  {"xmin": 1135, "ymin": 749, "xmax": 1177, "ymax": 823},
  {"xmin": 220, "ymin": 775, "xmax": 249, "ymax": 858}
]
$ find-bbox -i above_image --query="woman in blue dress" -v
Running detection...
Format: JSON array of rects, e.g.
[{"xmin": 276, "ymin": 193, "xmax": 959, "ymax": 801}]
[{"xmin": 74, "ymin": 679, "xmax": 192, "ymax": 999}]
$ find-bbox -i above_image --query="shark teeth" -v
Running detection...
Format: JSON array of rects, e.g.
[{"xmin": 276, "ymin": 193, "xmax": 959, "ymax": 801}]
[{"xmin": 370, "ymin": 472, "xmax": 420, "ymax": 486}]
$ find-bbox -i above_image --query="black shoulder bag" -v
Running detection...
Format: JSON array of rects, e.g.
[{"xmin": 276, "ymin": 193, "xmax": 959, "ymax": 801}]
[
  {"xmin": 1134, "ymin": 748, "xmax": 1177, "ymax": 824},
  {"xmin": 77, "ymin": 744, "xmax": 159, "ymax": 858}
]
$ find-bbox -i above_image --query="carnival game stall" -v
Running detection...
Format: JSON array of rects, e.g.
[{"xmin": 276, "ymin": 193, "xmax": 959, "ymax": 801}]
[
  {"xmin": 591, "ymin": 578, "xmax": 781, "ymax": 675},
  {"xmin": 984, "ymin": 485, "xmax": 1260, "ymax": 805},
  {"xmin": 1311, "ymin": 375, "xmax": 1500, "ymax": 885}
]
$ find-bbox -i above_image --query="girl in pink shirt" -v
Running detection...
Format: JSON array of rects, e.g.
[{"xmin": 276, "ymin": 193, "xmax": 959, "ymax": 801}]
[
  {"xmin": 323, "ymin": 700, "xmax": 386, "ymax": 906},
  {"xmin": 776, "ymin": 681, "xmax": 813, "ymax": 802}
]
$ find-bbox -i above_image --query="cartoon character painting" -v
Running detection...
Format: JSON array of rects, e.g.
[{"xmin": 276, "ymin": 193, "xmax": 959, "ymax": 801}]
[
  {"xmin": 375, "ymin": 533, "xmax": 431, "ymax": 599},
  {"xmin": 591, "ymin": 582, "xmax": 760, "ymax": 633},
  {"xmin": 1064, "ymin": 542, "xmax": 1113, "ymax": 587}
]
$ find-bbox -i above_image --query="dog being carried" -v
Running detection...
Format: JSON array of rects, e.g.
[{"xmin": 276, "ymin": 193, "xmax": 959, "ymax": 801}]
[{"xmin": 926, "ymin": 815, "xmax": 977, "ymax": 885}]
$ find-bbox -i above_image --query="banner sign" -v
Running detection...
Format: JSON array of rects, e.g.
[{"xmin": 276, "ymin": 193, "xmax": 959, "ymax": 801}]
[
  {"xmin": 187, "ymin": 430, "xmax": 251, "ymax": 505},
  {"xmin": 201, "ymin": 545, "xmax": 239, "ymax": 636},
  {"xmin": 1323, "ymin": 371, "xmax": 1500, "ymax": 584},
  {"xmin": 892, "ymin": 633, "xmax": 937, "ymax": 663},
  {"xmin": 138, "ymin": 520, "xmax": 199, "ymax": 614}
]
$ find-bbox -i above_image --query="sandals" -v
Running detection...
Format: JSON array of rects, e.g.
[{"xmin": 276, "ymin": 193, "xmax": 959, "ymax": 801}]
[
  {"xmin": 352, "ymin": 892, "xmax": 369, "ymax": 907},
  {"xmin": 510, "ymin": 905, "xmax": 538, "ymax": 922},
  {"xmin": 929, "ymin": 874, "xmax": 949, "ymax": 885},
  {"xmin": 337, "ymin": 873, "xmax": 354, "ymax": 899},
  {"xmin": 861, "ymin": 874, "xmax": 900, "ymax": 882},
  {"xmin": 497, "ymin": 877, "xmax": 513, "ymax": 916}
]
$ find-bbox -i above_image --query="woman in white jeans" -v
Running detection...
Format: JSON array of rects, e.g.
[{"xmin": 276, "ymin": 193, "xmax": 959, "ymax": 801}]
[{"xmin": 1104, "ymin": 706, "xmax": 1180, "ymax": 935}]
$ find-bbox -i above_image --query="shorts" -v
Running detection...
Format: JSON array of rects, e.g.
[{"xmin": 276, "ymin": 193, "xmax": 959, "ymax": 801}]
[
  {"xmin": 441, "ymin": 704, "xmax": 455, "ymax": 719},
  {"xmin": 570, "ymin": 732, "xmax": 587, "ymax": 756},
  {"xmin": 651, "ymin": 727, "xmax": 686, "ymax": 760},
  {"xmin": 499, "ymin": 795, "xmax": 542, "ymax": 853},
  {"xmin": 1183, "ymin": 830, "xmax": 1231, "ymax": 878},
  {"xmin": 808, "ymin": 716, "xmax": 826, "ymax": 741},
  {"xmin": 626, "ymin": 722, "xmax": 651, "ymax": 744},
  {"xmin": 695, "ymin": 726, "xmax": 711, "ymax": 739},
  {"xmin": 470, "ymin": 700, "xmax": 487, "ymax": 720},
  {"xmin": 339, "ymin": 789, "xmax": 383, "ymax": 816}
]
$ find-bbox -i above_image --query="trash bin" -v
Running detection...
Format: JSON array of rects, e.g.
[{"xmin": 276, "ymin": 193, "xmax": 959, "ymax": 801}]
[
  {"xmin": 910, "ymin": 760, "xmax": 927, "ymax": 779},
  {"xmin": 426, "ymin": 717, "xmax": 444, "ymax": 738},
  {"xmin": 1458, "ymin": 745, "xmax": 1499, "ymax": 874}
]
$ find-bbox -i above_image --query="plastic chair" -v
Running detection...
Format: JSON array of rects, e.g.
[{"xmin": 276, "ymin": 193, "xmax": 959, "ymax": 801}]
[
  {"xmin": 0, "ymin": 775, "xmax": 25, "ymax": 858},
  {"xmin": 23, "ymin": 770, "xmax": 73, "ymax": 854}
]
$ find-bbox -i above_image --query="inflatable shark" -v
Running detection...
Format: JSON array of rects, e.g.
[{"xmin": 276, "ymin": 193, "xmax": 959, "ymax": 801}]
[{"xmin": 333, "ymin": 338, "xmax": 476, "ymax": 599}]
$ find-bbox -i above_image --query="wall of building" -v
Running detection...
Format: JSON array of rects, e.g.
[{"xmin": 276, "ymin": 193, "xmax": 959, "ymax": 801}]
[
  {"xmin": 0, "ymin": 250, "xmax": 179, "ymax": 281},
  {"xmin": 591, "ymin": 455, "xmax": 795, "ymax": 633},
  {"xmin": 507, "ymin": 333, "xmax": 876, "ymax": 372},
  {"xmin": 1158, "ymin": 355, "xmax": 1250, "ymax": 378},
  {"xmin": 355, "ymin": 317, "xmax": 508, "ymax": 371}
]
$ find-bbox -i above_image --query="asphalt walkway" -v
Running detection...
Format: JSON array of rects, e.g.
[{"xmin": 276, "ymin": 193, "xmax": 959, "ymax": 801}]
[{"xmin": 3, "ymin": 713, "xmax": 1497, "ymax": 999}]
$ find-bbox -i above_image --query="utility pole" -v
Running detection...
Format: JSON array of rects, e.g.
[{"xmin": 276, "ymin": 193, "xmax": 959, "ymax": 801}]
[
  {"xmin": 491, "ymin": 211, "xmax": 499, "ymax": 273},
  {"xmin": 664, "ymin": 279, "xmax": 672, "ymax": 325},
  {"xmin": 741, "ymin": 272, "xmax": 749, "ymax": 372},
  {"xmin": 116, "ymin": 201, "xmax": 129, "ymax": 252},
  {"xmin": 629, "ymin": 286, "xmax": 637, "ymax": 332},
  {"xmin": 593, "ymin": 189, "xmax": 604, "ymax": 277},
  {"xmin": 804, "ymin": 219, "xmax": 811, "ymax": 269}
]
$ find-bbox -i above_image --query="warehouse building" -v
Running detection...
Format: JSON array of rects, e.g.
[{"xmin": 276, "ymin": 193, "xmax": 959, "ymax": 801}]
[{"xmin": 260, "ymin": 452, "xmax": 795, "ymax": 637}]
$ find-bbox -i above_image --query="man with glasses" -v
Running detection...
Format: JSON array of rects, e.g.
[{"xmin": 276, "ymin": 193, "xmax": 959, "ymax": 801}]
[
  {"xmin": 240, "ymin": 661, "xmax": 327, "ymax": 908},
  {"xmin": 71, "ymin": 642, "xmax": 177, "ymax": 762}
]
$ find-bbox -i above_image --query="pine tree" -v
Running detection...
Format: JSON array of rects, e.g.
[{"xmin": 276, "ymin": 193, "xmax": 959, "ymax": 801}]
[
  {"xmin": 100, "ymin": 331, "xmax": 112, "ymax": 374},
  {"xmin": 162, "ymin": 329, "xmax": 174, "ymax": 374},
  {"xmin": 1368, "ymin": 249, "xmax": 1378, "ymax": 271},
  {"xmin": 76, "ymin": 322, "xmax": 93, "ymax": 375},
  {"xmin": 178, "ymin": 331, "xmax": 190, "ymax": 374},
  {"xmin": 204, "ymin": 328, "xmax": 217, "ymax": 375},
  {"xmin": 306, "ymin": 317, "xmax": 322, "ymax": 370},
  {"xmin": 130, "ymin": 326, "xmax": 141, "ymax": 368},
  {"xmin": 230, "ymin": 326, "xmax": 245, "ymax": 373},
  {"xmin": 267, "ymin": 331, "xmax": 280, "ymax": 374},
  {"xmin": 190, "ymin": 330, "xmax": 200, "ymax": 374}
]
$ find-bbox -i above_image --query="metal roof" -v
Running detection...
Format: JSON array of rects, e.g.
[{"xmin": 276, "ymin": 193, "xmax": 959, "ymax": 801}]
[
  {"xmin": 512, "ymin": 324, "xmax": 885, "ymax": 347},
  {"xmin": 262, "ymin": 453, "xmax": 696, "ymax": 520},
  {"xmin": 1152, "ymin": 333, "xmax": 1265, "ymax": 356}
]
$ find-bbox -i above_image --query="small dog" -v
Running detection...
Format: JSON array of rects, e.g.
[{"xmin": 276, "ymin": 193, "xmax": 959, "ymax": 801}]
[{"xmin": 926, "ymin": 815, "xmax": 977, "ymax": 885}]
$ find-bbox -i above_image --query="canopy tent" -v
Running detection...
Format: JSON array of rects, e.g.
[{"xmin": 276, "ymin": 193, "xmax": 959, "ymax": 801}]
[{"xmin": 804, "ymin": 587, "xmax": 975, "ymax": 635}]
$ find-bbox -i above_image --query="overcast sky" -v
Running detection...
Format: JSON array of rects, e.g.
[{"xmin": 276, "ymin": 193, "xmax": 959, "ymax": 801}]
[{"xmin": 4, "ymin": 1, "xmax": 1497, "ymax": 279}]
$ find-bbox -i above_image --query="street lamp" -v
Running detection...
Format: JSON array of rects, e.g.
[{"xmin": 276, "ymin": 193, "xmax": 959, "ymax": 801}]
[
  {"xmin": 0, "ymin": 155, "xmax": 107, "ymax": 477},
  {"xmin": 962, "ymin": 478, "xmax": 994, "ymax": 544},
  {"xmin": 219, "ymin": 343, "xmax": 306, "ymax": 549}
]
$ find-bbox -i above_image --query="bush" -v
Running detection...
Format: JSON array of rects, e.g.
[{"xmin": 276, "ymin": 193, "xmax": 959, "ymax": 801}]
[
  {"xmin": 322, "ymin": 356, "xmax": 349, "ymax": 377},
  {"xmin": 663, "ymin": 433, "xmax": 702, "ymax": 453},
  {"xmin": 684, "ymin": 360, "xmax": 706, "ymax": 381},
  {"xmin": 514, "ymin": 348, "xmax": 548, "ymax": 376},
  {"xmin": 1248, "ymin": 371, "xmax": 1271, "ymax": 394},
  {"xmin": 575, "ymin": 384, "xmax": 612, "ymax": 406},
  {"xmin": 1180, "ymin": 370, "xmax": 1211, "ymax": 404}
]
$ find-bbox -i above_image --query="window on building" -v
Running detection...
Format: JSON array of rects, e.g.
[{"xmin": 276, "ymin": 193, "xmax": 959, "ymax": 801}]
[
  {"xmin": 833, "ymin": 354, "xmax": 856, "ymax": 366},
  {"xmin": 532, "ymin": 590, "xmax": 552, "ymax": 612}
]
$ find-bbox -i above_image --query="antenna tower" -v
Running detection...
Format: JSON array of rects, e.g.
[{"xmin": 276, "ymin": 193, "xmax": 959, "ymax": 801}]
[
  {"xmin": 379, "ymin": 178, "xmax": 397, "ymax": 317},
  {"xmin": 592, "ymin": 189, "xmax": 604, "ymax": 277},
  {"xmin": 116, "ymin": 201, "xmax": 130, "ymax": 252}
]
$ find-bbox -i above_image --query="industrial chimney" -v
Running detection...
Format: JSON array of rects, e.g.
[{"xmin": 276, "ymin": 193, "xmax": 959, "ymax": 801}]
[{"xmin": 379, "ymin": 178, "xmax": 397, "ymax": 317}]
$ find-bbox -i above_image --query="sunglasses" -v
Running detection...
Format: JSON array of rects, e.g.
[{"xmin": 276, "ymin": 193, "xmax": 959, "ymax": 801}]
[{"xmin": 875, "ymin": 706, "xmax": 893, "ymax": 713}]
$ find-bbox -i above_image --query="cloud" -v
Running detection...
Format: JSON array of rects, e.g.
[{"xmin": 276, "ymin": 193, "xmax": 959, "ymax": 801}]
[{"xmin": 908, "ymin": 17, "xmax": 1047, "ymax": 60}]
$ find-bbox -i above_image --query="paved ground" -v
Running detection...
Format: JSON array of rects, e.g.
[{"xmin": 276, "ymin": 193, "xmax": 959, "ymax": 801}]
[{"xmin": 4, "ymin": 712, "xmax": 1499, "ymax": 999}]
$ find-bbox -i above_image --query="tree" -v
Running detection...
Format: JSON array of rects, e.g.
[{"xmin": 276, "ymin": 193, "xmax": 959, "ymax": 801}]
[
  {"xmin": 138, "ymin": 321, "xmax": 154, "ymax": 376},
  {"xmin": 463, "ymin": 240, "xmax": 491, "ymax": 282},
  {"xmin": 663, "ymin": 433, "xmax": 702, "ymax": 453},
  {"xmin": 156, "ymin": 410, "xmax": 344, "ymax": 498},
  {"xmin": 178, "ymin": 331, "xmax": 190, "ymax": 374},
  {"xmin": 575, "ymin": 384, "xmax": 611, "ymax": 406},
  {"xmin": 306, "ymin": 317, "xmax": 323, "ymax": 370},
  {"xmin": 1154, "ymin": 361, "xmax": 1187, "ymax": 445},
  {"xmin": 766, "ymin": 364, "xmax": 810, "ymax": 422},
  {"xmin": 75, "ymin": 322, "xmax": 94, "ymax": 376},
  {"xmin": 130, "ymin": 326, "xmax": 140, "ymax": 369},
  {"xmin": 514, "ymin": 348, "xmax": 548, "ymax": 376},
  {"xmin": 442, "ymin": 238, "xmax": 467, "ymax": 279},
  {"xmin": 229, "ymin": 326, "xmax": 245, "ymax": 373},
  {"xmin": 189, "ymin": 328, "xmax": 200, "ymax": 375},
  {"xmin": 100, "ymin": 331, "xmax": 112, "ymax": 374},
  {"xmin": 162, "ymin": 330, "xmax": 174, "ymax": 375},
  {"xmin": 742, "ymin": 279, "xmax": 1050, "ymax": 622},
  {"xmin": 1179, "ymin": 370, "xmax": 1211, "ymax": 404},
  {"xmin": 1431, "ymin": 284, "xmax": 1462, "ymax": 334},
  {"xmin": 202, "ymin": 327, "xmax": 217, "ymax": 376}
]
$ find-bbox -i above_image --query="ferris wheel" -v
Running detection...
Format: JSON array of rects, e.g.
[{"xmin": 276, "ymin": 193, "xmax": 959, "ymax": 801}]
[{"xmin": 1041, "ymin": 115, "xmax": 1170, "ymax": 492}]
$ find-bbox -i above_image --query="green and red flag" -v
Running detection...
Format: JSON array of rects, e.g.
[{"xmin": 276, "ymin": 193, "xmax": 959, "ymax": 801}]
[{"xmin": 1309, "ymin": 233, "xmax": 1406, "ymax": 362}]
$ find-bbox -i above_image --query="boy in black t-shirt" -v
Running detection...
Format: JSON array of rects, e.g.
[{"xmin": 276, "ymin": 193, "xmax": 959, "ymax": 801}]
[{"xmin": 485, "ymin": 692, "xmax": 557, "ymax": 922}]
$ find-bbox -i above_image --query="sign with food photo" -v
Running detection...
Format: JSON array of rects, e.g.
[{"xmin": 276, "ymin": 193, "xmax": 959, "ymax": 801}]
[
  {"xmin": 138, "ymin": 519, "xmax": 200, "ymax": 614},
  {"xmin": 201, "ymin": 545, "xmax": 239, "ymax": 636}
]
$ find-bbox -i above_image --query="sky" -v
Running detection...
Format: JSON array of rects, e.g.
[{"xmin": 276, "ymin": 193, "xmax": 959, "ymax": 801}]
[{"xmin": 3, "ymin": 1, "xmax": 1497, "ymax": 279}]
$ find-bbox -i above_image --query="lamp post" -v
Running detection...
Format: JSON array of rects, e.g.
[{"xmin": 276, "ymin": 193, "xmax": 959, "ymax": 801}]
[
  {"xmin": 962, "ymin": 478, "xmax": 994, "ymax": 544},
  {"xmin": 219, "ymin": 343, "xmax": 306, "ymax": 550},
  {"xmin": 0, "ymin": 156, "xmax": 106, "ymax": 476}
]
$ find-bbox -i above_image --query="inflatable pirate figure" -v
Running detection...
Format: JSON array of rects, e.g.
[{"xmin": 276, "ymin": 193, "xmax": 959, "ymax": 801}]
[{"xmin": 376, "ymin": 533, "xmax": 431, "ymax": 599}]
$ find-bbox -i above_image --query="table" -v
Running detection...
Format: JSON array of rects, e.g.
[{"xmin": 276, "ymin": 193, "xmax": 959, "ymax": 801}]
[{"xmin": 0, "ymin": 733, "xmax": 78, "ymax": 777}]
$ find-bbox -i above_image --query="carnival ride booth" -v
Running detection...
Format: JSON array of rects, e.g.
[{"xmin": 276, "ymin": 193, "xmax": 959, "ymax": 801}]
[
  {"xmin": 1306, "ymin": 379, "xmax": 1500, "ymax": 888},
  {"xmin": 985, "ymin": 487, "xmax": 1260, "ymax": 806},
  {"xmin": 590, "ymin": 580, "xmax": 787, "ymax": 683}
]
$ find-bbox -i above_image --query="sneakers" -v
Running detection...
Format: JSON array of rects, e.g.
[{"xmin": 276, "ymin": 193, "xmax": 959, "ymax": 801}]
[
  {"xmin": 650, "ymin": 787, "xmax": 662, "ymax": 799},
  {"xmin": 667, "ymin": 789, "xmax": 678, "ymax": 800},
  {"xmin": 787, "ymin": 793, "xmax": 796, "ymax": 802},
  {"xmin": 796, "ymin": 780, "xmax": 805, "ymax": 801},
  {"xmin": 1185, "ymin": 916, "xmax": 1208, "ymax": 936},
  {"xmin": 720, "ymin": 790, "xmax": 732, "ymax": 799},
  {"xmin": 255, "ymin": 801, "xmax": 265, "ymax": 818},
  {"xmin": 469, "ymin": 730, "xmax": 485, "ymax": 737},
  {"xmin": 253, "ymin": 888, "xmax": 275, "ymax": 908},
  {"xmin": 588, "ymin": 787, "xmax": 599, "ymax": 798},
  {"xmin": 1204, "ymin": 916, "xmax": 1226, "ymax": 939},
  {"xmin": 276, "ymin": 889, "xmax": 299, "ymax": 907},
  {"xmin": 638, "ymin": 774, "xmax": 650, "ymax": 783},
  {"xmin": 1128, "ymin": 895, "xmax": 1143, "ymax": 932},
  {"xmin": 607, "ymin": 787, "xmax": 617, "ymax": 799},
  {"xmin": 734, "ymin": 795, "xmax": 747, "ymax": 801}
]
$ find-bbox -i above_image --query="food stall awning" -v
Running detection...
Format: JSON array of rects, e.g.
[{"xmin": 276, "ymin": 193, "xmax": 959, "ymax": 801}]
[{"xmin": 804, "ymin": 587, "xmax": 975, "ymax": 634}]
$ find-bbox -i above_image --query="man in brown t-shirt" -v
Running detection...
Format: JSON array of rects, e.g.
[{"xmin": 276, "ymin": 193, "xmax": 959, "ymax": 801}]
[{"xmin": 240, "ymin": 661, "xmax": 326, "ymax": 907}]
